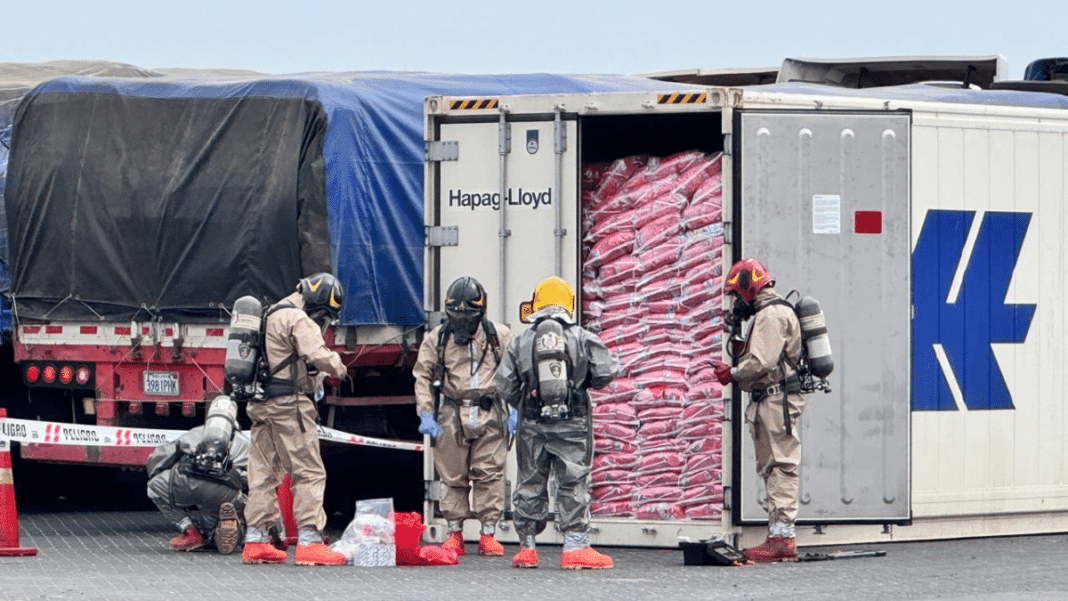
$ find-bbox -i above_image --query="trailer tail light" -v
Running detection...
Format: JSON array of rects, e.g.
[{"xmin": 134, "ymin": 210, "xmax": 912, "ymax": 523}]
[{"xmin": 22, "ymin": 362, "xmax": 95, "ymax": 389}]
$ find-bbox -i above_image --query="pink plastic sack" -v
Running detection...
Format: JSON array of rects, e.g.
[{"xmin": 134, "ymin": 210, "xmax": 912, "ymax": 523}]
[
  {"xmin": 684, "ymin": 504, "xmax": 722, "ymax": 520},
  {"xmin": 637, "ymin": 452, "xmax": 686, "ymax": 473},
  {"xmin": 594, "ymin": 438, "xmax": 640, "ymax": 455},
  {"xmin": 633, "ymin": 486, "xmax": 684, "ymax": 504},
  {"xmin": 593, "ymin": 401, "xmax": 639, "ymax": 425},
  {"xmin": 636, "ymin": 502, "xmax": 686, "ymax": 520},
  {"xmin": 593, "ymin": 453, "xmax": 640, "ymax": 471},
  {"xmin": 592, "ymin": 484, "xmax": 634, "ymax": 503},
  {"xmin": 591, "ymin": 501, "xmax": 634, "ymax": 517},
  {"xmin": 598, "ymin": 255, "xmax": 641, "ymax": 287},
  {"xmin": 582, "ymin": 162, "xmax": 610, "ymax": 191},
  {"xmin": 588, "ymin": 229, "xmax": 636, "ymax": 267},
  {"xmin": 636, "ymin": 214, "xmax": 683, "ymax": 250},
  {"xmin": 636, "ymin": 471, "xmax": 681, "ymax": 488},
  {"xmin": 638, "ymin": 243, "xmax": 683, "ymax": 272},
  {"xmin": 592, "ymin": 421, "xmax": 639, "ymax": 442},
  {"xmin": 592, "ymin": 468, "xmax": 636, "ymax": 485}
]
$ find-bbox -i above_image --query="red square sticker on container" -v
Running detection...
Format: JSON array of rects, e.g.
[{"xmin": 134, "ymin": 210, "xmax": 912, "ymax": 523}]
[{"xmin": 855, "ymin": 211, "xmax": 882, "ymax": 234}]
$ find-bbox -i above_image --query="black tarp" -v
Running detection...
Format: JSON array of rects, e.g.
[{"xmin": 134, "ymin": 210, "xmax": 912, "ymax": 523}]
[{"xmin": 6, "ymin": 90, "xmax": 330, "ymax": 322}]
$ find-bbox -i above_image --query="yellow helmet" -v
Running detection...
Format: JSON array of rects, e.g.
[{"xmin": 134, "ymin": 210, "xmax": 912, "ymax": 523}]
[{"xmin": 519, "ymin": 276, "xmax": 575, "ymax": 323}]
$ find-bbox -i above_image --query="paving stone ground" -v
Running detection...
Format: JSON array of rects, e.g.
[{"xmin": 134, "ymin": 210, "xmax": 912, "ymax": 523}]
[{"xmin": 1, "ymin": 509, "xmax": 1066, "ymax": 601}]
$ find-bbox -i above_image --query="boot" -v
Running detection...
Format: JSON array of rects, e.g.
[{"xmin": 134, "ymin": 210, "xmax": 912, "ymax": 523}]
[
  {"xmin": 242, "ymin": 542, "xmax": 287, "ymax": 564},
  {"xmin": 477, "ymin": 534, "xmax": 504, "ymax": 556},
  {"xmin": 744, "ymin": 537, "xmax": 798, "ymax": 563},
  {"xmin": 511, "ymin": 548, "xmax": 538, "ymax": 568},
  {"xmin": 560, "ymin": 547, "xmax": 613, "ymax": 570},
  {"xmin": 295, "ymin": 542, "xmax": 347, "ymax": 566},
  {"xmin": 215, "ymin": 502, "xmax": 243, "ymax": 555},
  {"xmin": 441, "ymin": 530, "xmax": 466, "ymax": 556},
  {"xmin": 169, "ymin": 527, "xmax": 205, "ymax": 552}
]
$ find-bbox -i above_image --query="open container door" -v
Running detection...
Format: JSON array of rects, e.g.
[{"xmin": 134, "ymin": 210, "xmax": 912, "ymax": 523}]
[
  {"xmin": 423, "ymin": 102, "xmax": 580, "ymax": 541},
  {"xmin": 733, "ymin": 109, "xmax": 912, "ymax": 524}
]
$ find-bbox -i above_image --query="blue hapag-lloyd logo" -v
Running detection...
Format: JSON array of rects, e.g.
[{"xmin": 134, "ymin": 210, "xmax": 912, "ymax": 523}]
[{"xmin": 911, "ymin": 210, "xmax": 1035, "ymax": 411}]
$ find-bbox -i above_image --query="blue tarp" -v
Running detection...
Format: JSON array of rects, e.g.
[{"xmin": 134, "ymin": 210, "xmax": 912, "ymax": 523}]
[{"xmin": 13, "ymin": 72, "xmax": 679, "ymax": 328}]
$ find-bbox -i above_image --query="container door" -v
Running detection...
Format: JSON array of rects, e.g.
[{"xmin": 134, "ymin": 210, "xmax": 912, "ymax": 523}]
[
  {"xmin": 428, "ymin": 118, "xmax": 580, "ymax": 325},
  {"xmin": 734, "ymin": 110, "xmax": 911, "ymax": 523},
  {"xmin": 424, "ymin": 113, "xmax": 579, "ymax": 538}
]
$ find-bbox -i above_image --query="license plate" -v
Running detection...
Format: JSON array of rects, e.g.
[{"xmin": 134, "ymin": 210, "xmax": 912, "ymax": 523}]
[{"xmin": 143, "ymin": 371, "xmax": 179, "ymax": 396}]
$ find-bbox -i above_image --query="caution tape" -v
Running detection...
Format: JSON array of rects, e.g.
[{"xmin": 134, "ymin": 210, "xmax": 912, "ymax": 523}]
[
  {"xmin": 0, "ymin": 417, "xmax": 423, "ymax": 452},
  {"xmin": 316, "ymin": 425, "xmax": 423, "ymax": 452}
]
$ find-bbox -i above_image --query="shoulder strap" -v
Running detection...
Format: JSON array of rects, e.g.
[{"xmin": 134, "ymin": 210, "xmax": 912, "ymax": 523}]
[
  {"xmin": 435, "ymin": 323, "xmax": 452, "ymax": 377},
  {"xmin": 263, "ymin": 301, "xmax": 299, "ymax": 378},
  {"xmin": 482, "ymin": 319, "xmax": 501, "ymax": 363}
]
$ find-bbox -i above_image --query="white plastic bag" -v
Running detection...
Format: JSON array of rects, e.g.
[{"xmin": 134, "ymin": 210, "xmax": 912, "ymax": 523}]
[{"xmin": 329, "ymin": 498, "xmax": 396, "ymax": 566}]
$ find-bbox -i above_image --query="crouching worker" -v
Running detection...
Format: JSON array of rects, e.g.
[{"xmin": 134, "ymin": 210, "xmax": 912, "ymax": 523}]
[
  {"xmin": 495, "ymin": 277, "xmax": 621, "ymax": 570},
  {"xmin": 146, "ymin": 395, "xmax": 249, "ymax": 555}
]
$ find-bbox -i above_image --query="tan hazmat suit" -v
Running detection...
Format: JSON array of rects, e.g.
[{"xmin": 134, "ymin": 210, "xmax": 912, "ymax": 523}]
[
  {"xmin": 413, "ymin": 320, "xmax": 514, "ymax": 526},
  {"xmin": 243, "ymin": 292, "xmax": 346, "ymax": 535},
  {"xmin": 735, "ymin": 286, "xmax": 806, "ymax": 533}
]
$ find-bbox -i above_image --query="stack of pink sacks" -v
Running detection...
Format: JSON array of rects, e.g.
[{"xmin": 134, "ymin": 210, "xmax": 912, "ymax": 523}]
[{"xmin": 580, "ymin": 151, "xmax": 725, "ymax": 521}]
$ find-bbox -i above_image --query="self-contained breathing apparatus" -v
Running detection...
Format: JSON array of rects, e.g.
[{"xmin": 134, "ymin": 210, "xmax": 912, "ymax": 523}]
[
  {"xmin": 521, "ymin": 312, "xmax": 586, "ymax": 422},
  {"xmin": 726, "ymin": 290, "xmax": 834, "ymax": 395},
  {"xmin": 223, "ymin": 296, "xmax": 299, "ymax": 401},
  {"xmin": 180, "ymin": 396, "xmax": 242, "ymax": 488}
]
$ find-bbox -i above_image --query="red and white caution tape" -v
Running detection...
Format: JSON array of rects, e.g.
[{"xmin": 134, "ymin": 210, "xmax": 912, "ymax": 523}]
[{"xmin": 0, "ymin": 417, "xmax": 422, "ymax": 452}]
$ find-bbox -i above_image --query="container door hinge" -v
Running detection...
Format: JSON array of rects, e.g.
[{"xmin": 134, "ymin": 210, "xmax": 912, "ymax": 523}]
[
  {"xmin": 425, "ymin": 225, "xmax": 458, "ymax": 247},
  {"xmin": 426, "ymin": 140, "xmax": 459, "ymax": 162}
]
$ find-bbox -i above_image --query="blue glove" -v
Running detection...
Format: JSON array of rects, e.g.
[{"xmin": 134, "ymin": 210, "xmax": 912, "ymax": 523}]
[
  {"xmin": 507, "ymin": 408, "xmax": 518, "ymax": 435},
  {"xmin": 418, "ymin": 412, "xmax": 441, "ymax": 438}
]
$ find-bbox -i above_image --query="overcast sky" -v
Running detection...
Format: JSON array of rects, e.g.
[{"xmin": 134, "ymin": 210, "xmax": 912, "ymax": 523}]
[{"xmin": 3, "ymin": 1, "xmax": 1065, "ymax": 79}]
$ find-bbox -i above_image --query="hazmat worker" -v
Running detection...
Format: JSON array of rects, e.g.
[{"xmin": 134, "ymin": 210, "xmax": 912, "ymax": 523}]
[
  {"xmin": 413, "ymin": 276, "xmax": 514, "ymax": 556},
  {"xmin": 146, "ymin": 395, "xmax": 249, "ymax": 555},
  {"xmin": 712, "ymin": 258, "xmax": 805, "ymax": 563},
  {"xmin": 495, "ymin": 276, "xmax": 620, "ymax": 570},
  {"xmin": 241, "ymin": 272, "xmax": 349, "ymax": 566}
]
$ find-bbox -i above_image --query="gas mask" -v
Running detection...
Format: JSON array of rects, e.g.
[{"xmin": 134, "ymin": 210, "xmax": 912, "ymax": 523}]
[
  {"xmin": 726, "ymin": 293, "xmax": 753, "ymax": 359},
  {"xmin": 447, "ymin": 309, "xmax": 481, "ymax": 345}
]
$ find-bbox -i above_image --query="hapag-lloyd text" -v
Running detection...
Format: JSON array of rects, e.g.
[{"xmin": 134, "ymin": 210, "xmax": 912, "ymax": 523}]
[{"xmin": 448, "ymin": 188, "xmax": 552, "ymax": 210}]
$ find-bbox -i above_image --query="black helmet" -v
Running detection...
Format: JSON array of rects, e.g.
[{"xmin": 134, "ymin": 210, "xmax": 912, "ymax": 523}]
[
  {"xmin": 298, "ymin": 272, "xmax": 345, "ymax": 325},
  {"xmin": 444, "ymin": 276, "xmax": 486, "ymax": 345}
]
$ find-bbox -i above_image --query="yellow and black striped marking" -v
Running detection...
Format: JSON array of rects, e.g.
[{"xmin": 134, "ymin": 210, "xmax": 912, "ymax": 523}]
[
  {"xmin": 657, "ymin": 92, "xmax": 707, "ymax": 105},
  {"xmin": 449, "ymin": 98, "xmax": 500, "ymax": 110}
]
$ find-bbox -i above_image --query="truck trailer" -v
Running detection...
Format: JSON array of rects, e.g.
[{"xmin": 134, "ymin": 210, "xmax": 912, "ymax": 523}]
[
  {"xmin": 0, "ymin": 68, "xmax": 677, "ymax": 511},
  {"xmin": 423, "ymin": 63, "xmax": 1068, "ymax": 549}
]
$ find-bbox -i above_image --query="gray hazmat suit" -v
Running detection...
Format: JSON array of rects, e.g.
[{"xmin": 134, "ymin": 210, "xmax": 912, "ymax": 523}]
[
  {"xmin": 146, "ymin": 425, "xmax": 250, "ymax": 540},
  {"xmin": 494, "ymin": 307, "xmax": 620, "ymax": 540}
]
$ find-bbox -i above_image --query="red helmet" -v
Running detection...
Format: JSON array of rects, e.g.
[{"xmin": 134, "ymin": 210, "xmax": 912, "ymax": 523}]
[{"xmin": 724, "ymin": 258, "xmax": 774, "ymax": 303}]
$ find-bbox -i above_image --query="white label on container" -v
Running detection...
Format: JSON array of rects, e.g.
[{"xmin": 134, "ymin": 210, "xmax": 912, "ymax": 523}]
[{"xmin": 812, "ymin": 194, "xmax": 841, "ymax": 234}]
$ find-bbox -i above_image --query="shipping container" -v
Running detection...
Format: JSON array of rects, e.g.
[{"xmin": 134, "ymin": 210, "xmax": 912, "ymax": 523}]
[{"xmin": 423, "ymin": 72, "xmax": 1068, "ymax": 548}]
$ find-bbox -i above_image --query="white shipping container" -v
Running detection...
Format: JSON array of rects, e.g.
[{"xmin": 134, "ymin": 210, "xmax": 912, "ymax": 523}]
[{"xmin": 423, "ymin": 81, "xmax": 1068, "ymax": 549}]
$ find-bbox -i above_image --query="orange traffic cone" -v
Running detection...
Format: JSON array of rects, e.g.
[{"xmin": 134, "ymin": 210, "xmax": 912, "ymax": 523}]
[
  {"xmin": 276, "ymin": 474, "xmax": 298, "ymax": 546},
  {"xmin": 0, "ymin": 409, "xmax": 38, "ymax": 557}
]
